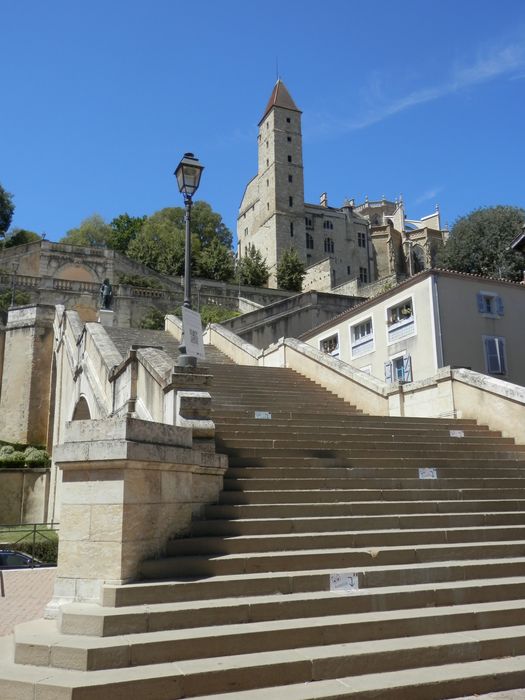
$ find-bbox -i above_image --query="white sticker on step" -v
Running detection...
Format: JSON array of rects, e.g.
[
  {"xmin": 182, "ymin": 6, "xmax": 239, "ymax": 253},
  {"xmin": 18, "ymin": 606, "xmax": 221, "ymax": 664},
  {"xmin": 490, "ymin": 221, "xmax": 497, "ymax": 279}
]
[
  {"xmin": 419, "ymin": 467, "xmax": 438, "ymax": 479},
  {"xmin": 254, "ymin": 411, "xmax": 272, "ymax": 419},
  {"xmin": 450, "ymin": 430, "xmax": 464, "ymax": 438},
  {"xmin": 330, "ymin": 573, "xmax": 359, "ymax": 593}
]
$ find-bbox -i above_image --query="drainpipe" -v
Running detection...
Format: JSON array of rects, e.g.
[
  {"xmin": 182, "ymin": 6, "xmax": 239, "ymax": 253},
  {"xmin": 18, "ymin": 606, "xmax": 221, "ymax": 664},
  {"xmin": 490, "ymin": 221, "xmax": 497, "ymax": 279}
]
[{"xmin": 431, "ymin": 274, "xmax": 444, "ymax": 368}]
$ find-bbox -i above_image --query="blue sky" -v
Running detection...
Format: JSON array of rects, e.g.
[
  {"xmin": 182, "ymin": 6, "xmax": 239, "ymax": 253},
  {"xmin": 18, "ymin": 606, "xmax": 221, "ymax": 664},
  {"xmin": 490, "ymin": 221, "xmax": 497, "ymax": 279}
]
[{"xmin": 2, "ymin": 0, "xmax": 525, "ymax": 246}]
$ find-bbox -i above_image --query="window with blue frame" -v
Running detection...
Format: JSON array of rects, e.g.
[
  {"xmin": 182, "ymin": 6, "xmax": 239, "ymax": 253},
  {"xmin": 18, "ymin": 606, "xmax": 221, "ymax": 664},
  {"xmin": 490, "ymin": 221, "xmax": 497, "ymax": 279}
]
[
  {"xmin": 477, "ymin": 292, "xmax": 504, "ymax": 317},
  {"xmin": 384, "ymin": 355, "xmax": 413, "ymax": 383}
]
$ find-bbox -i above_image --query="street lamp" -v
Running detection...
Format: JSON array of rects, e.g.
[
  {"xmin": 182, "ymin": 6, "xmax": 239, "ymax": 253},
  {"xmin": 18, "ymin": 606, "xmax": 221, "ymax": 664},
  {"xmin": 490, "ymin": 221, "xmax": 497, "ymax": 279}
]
[{"xmin": 174, "ymin": 152, "xmax": 204, "ymax": 309}]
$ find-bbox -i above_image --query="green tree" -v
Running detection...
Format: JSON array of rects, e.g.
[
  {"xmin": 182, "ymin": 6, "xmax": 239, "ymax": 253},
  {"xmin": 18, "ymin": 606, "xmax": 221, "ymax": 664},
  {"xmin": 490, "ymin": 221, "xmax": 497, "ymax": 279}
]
[
  {"xmin": 127, "ymin": 217, "xmax": 201, "ymax": 275},
  {"xmin": 438, "ymin": 206, "xmax": 525, "ymax": 281},
  {"xmin": 145, "ymin": 203, "xmax": 232, "ymax": 249},
  {"xmin": 197, "ymin": 239, "xmax": 235, "ymax": 281},
  {"xmin": 0, "ymin": 184, "xmax": 15, "ymax": 237},
  {"xmin": 276, "ymin": 248, "xmax": 306, "ymax": 292},
  {"xmin": 237, "ymin": 244, "xmax": 270, "ymax": 287},
  {"xmin": 108, "ymin": 213, "xmax": 146, "ymax": 253},
  {"xmin": 4, "ymin": 229, "xmax": 41, "ymax": 248},
  {"xmin": 190, "ymin": 201, "xmax": 232, "ymax": 248},
  {"xmin": 60, "ymin": 214, "xmax": 112, "ymax": 247}
]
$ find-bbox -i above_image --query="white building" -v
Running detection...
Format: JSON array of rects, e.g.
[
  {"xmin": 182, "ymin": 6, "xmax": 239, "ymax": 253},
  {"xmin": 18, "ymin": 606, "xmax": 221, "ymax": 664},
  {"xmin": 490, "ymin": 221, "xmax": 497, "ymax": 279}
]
[{"xmin": 301, "ymin": 269, "xmax": 525, "ymax": 387}]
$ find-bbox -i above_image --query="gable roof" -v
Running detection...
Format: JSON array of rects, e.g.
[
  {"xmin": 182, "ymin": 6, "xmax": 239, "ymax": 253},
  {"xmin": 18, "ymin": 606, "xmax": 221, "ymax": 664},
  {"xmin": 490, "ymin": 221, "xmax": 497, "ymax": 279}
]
[{"xmin": 259, "ymin": 80, "xmax": 301, "ymax": 124}]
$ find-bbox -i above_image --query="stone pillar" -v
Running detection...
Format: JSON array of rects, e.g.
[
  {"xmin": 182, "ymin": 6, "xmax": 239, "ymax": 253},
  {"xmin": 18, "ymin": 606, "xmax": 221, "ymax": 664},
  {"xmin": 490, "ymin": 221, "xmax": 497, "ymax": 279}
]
[
  {"xmin": 97, "ymin": 309, "xmax": 114, "ymax": 327},
  {"xmin": 47, "ymin": 416, "xmax": 227, "ymax": 614},
  {"xmin": 0, "ymin": 304, "xmax": 55, "ymax": 445}
]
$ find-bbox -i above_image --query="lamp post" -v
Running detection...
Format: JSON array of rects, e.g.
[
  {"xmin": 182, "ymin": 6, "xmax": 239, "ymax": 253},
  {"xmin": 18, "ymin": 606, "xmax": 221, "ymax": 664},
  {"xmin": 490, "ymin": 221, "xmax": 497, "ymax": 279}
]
[{"xmin": 174, "ymin": 152, "xmax": 204, "ymax": 309}]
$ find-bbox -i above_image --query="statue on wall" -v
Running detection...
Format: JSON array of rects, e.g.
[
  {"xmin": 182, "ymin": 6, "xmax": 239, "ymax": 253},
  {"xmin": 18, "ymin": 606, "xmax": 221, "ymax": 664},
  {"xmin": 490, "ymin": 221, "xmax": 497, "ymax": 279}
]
[{"xmin": 99, "ymin": 278, "xmax": 113, "ymax": 309}]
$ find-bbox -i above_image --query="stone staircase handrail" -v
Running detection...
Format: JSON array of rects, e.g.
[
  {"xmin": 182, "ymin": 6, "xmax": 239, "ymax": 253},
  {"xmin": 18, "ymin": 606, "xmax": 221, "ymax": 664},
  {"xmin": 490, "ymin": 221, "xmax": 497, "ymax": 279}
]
[{"xmin": 205, "ymin": 323, "xmax": 263, "ymax": 366}]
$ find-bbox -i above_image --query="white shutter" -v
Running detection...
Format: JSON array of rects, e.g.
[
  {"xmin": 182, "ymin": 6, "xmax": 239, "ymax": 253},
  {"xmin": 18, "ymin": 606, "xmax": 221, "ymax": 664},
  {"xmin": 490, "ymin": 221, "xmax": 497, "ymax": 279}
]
[
  {"xmin": 384, "ymin": 361, "xmax": 393, "ymax": 383},
  {"xmin": 403, "ymin": 355, "xmax": 413, "ymax": 382}
]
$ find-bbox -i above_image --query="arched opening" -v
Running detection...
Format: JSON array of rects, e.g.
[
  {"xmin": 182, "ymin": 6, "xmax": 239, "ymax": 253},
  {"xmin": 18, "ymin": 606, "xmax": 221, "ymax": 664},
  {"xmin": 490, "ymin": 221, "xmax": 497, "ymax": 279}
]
[
  {"xmin": 55, "ymin": 264, "xmax": 98, "ymax": 283},
  {"xmin": 72, "ymin": 396, "xmax": 91, "ymax": 421},
  {"xmin": 412, "ymin": 245, "xmax": 426, "ymax": 273}
]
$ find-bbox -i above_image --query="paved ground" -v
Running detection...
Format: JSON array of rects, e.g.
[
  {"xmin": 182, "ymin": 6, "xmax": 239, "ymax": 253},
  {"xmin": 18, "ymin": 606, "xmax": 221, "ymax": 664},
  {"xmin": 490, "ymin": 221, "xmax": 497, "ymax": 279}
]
[{"xmin": 0, "ymin": 568, "xmax": 56, "ymax": 637}]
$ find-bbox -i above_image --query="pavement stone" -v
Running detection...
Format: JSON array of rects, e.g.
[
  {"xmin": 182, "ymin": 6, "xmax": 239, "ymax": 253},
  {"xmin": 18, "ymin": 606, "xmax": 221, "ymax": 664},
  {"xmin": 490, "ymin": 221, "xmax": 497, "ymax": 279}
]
[{"xmin": 0, "ymin": 568, "xmax": 56, "ymax": 637}]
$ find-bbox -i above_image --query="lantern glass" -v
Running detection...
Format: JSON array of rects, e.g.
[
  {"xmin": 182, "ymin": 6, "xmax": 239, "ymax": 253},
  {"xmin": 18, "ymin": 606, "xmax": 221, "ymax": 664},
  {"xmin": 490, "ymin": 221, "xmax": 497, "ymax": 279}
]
[{"xmin": 175, "ymin": 153, "xmax": 204, "ymax": 198}]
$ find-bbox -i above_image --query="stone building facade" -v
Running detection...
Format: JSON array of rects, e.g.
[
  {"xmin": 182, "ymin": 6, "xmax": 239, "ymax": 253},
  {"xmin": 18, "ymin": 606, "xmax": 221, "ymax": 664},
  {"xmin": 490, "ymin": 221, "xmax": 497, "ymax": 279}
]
[{"xmin": 237, "ymin": 80, "xmax": 448, "ymax": 290}]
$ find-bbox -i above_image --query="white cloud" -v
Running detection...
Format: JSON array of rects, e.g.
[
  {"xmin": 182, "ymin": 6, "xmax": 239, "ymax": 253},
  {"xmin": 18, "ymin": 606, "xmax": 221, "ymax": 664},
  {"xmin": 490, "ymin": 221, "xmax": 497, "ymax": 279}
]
[
  {"xmin": 414, "ymin": 186, "xmax": 444, "ymax": 206},
  {"xmin": 304, "ymin": 38, "xmax": 525, "ymax": 137}
]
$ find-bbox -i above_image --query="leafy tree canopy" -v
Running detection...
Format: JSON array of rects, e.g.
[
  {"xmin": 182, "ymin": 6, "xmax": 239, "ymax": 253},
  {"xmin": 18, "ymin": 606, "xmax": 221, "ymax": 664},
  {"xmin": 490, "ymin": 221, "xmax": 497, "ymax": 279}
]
[
  {"xmin": 4, "ymin": 229, "xmax": 41, "ymax": 248},
  {"xmin": 276, "ymin": 247, "xmax": 306, "ymax": 292},
  {"xmin": 59, "ymin": 214, "xmax": 112, "ymax": 247},
  {"xmin": 197, "ymin": 239, "xmax": 235, "ymax": 282},
  {"xmin": 109, "ymin": 213, "xmax": 146, "ymax": 254},
  {"xmin": 438, "ymin": 205, "xmax": 525, "ymax": 281},
  {"xmin": 146, "ymin": 202, "xmax": 232, "ymax": 249},
  {"xmin": 127, "ymin": 218, "xmax": 201, "ymax": 276},
  {"xmin": 237, "ymin": 244, "xmax": 270, "ymax": 288},
  {"xmin": 0, "ymin": 184, "xmax": 15, "ymax": 236}
]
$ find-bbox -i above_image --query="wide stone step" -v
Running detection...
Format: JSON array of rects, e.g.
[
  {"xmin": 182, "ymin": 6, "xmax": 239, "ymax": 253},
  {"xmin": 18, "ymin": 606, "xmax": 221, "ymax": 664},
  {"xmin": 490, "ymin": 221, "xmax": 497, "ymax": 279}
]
[
  {"xmin": 14, "ymin": 600, "xmax": 525, "ymax": 672},
  {"xmin": 221, "ymin": 446, "xmax": 525, "ymax": 461},
  {"xmin": 5, "ymin": 649, "xmax": 525, "ymax": 700},
  {"xmin": 192, "ymin": 511, "xmax": 525, "ymax": 536},
  {"xmin": 189, "ymin": 655, "xmax": 525, "ymax": 700},
  {"xmin": 167, "ymin": 526, "xmax": 525, "ymax": 556},
  {"xmin": 57, "ymin": 576, "xmax": 525, "ymax": 637},
  {"xmin": 214, "ymin": 413, "xmax": 480, "ymax": 426},
  {"xmin": 140, "ymin": 540, "xmax": 525, "ymax": 578},
  {"xmin": 218, "ymin": 487, "xmax": 525, "ymax": 504},
  {"xmin": 216, "ymin": 427, "xmax": 507, "ymax": 442},
  {"xmin": 205, "ymin": 499, "xmax": 525, "ymax": 518},
  {"xmin": 224, "ymin": 466, "xmax": 525, "ymax": 478},
  {"xmin": 106, "ymin": 556, "xmax": 525, "ymax": 607},
  {"xmin": 223, "ymin": 477, "xmax": 525, "ymax": 491},
  {"xmin": 226, "ymin": 455, "xmax": 525, "ymax": 468}
]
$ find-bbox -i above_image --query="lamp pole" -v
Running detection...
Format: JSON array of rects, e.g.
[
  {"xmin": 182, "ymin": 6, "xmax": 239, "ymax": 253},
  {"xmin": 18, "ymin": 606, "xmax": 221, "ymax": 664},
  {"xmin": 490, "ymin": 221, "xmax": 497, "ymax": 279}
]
[{"xmin": 174, "ymin": 152, "xmax": 204, "ymax": 311}]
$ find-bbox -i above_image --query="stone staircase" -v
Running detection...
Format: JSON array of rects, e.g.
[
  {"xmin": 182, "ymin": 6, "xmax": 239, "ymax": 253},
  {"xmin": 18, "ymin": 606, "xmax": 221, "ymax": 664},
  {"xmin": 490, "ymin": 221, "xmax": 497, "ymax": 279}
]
[{"xmin": 3, "ymin": 355, "xmax": 525, "ymax": 698}]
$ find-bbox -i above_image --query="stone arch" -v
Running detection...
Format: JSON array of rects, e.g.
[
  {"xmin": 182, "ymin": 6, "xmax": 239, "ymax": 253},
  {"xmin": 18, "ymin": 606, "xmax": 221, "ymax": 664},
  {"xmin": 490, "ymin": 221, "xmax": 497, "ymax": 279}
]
[
  {"xmin": 412, "ymin": 244, "xmax": 426, "ymax": 273},
  {"xmin": 55, "ymin": 263, "xmax": 98, "ymax": 283},
  {"xmin": 71, "ymin": 396, "xmax": 92, "ymax": 421}
]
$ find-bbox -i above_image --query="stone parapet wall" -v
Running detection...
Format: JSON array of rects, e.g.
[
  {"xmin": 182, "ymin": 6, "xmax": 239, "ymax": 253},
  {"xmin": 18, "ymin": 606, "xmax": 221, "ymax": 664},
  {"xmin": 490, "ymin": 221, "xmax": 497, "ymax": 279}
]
[{"xmin": 0, "ymin": 468, "xmax": 51, "ymax": 525}]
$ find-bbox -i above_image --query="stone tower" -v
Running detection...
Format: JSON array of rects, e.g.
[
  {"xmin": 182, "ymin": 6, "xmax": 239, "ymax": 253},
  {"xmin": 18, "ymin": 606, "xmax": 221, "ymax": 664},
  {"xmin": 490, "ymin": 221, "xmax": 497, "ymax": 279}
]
[{"xmin": 238, "ymin": 80, "xmax": 306, "ymax": 286}]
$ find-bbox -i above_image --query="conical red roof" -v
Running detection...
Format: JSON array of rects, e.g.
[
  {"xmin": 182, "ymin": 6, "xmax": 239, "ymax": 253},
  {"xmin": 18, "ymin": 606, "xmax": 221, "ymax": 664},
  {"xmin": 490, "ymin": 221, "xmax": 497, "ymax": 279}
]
[{"xmin": 259, "ymin": 80, "xmax": 301, "ymax": 124}]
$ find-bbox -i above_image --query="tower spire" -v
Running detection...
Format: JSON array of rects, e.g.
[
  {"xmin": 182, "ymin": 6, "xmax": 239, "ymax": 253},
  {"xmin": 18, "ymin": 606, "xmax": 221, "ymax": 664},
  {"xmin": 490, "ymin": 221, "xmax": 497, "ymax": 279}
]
[{"xmin": 259, "ymin": 80, "xmax": 301, "ymax": 125}]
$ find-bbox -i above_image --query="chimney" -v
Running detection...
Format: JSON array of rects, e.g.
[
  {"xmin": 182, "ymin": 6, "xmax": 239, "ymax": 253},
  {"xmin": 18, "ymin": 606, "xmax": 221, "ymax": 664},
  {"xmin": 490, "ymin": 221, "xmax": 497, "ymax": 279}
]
[{"xmin": 320, "ymin": 192, "xmax": 328, "ymax": 207}]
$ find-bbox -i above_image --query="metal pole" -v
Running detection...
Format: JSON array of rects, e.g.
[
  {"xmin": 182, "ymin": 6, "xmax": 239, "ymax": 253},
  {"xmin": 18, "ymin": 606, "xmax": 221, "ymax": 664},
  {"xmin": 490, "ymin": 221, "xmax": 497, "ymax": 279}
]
[{"xmin": 183, "ymin": 196, "xmax": 193, "ymax": 309}]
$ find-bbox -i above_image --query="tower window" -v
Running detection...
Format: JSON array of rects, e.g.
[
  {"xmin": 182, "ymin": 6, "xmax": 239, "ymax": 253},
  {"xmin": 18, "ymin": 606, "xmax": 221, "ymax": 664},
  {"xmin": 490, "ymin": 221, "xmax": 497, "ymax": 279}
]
[
  {"xmin": 287, "ymin": 136, "xmax": 291, "ymax": 142},
  {"xmin": 287, "ymin": 155, "xmax": 292, "ymax": 163},
  {"xmin": 267, "ymin": 203, "xmax": 269, "ymax": 210},
  {"xmin": 266, "ymin": 141, "xmax": 269, "ymax": 149},
  {"xmin": 359, "ymin": 267, "xmax": 368, "ymax": 282},
  {"xmin": 290, "ymin": 222, "xmax": 294, "ymax": 237},
  {"xmin": 286, "ymin": 117, "xmax": 291, "ymax": 123},
  {"xmin": 323, "ymin": 220, "xmax": 334, "ymax": 230},
  {"xmin": 288, "ymin": 174, "xmax": 293, "ymax": 183},
  {"xmin": 289, "ymin": 196, "xmax": 293, "ymax": 207},
  {"xmin": 306, "ymin": 232, "xmax": 314, "ymax": 249},
  {"xmin": 358, "ymin": 231, "xmax": 366, "ymax": 247},
  {"xmin": 267, "ymin": 179, "xmax": 269, "ymax": 186},
  {"xmin": 324, "ymin": 237, "xmax": 334, "ymax": 254},
  {"xmin": 266, "ymin": 159, "xmax": 269, "ymax": 166},
  {"xmin": 305, "ymin": 217, "xmax": 313, "ymax": 228},
  {"xmin": 347, "ymin": 265, "xmax": 351, "ymax": 274},
  {"xmin": 267, "ymin": 122, "xmax": 269, "ymax": 129}
]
